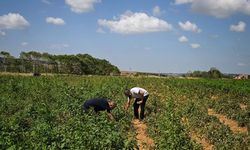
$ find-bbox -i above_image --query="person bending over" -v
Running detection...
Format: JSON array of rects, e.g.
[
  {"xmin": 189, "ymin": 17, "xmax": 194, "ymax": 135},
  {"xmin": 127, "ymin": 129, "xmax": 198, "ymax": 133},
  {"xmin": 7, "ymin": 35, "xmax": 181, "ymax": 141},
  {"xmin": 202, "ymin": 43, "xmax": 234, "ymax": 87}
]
[
  {"xmin": 124, "ymin": 87, "xmax": 149, "ymax": 120},
  {"xmin": 83, "ymin": 98, "xmax": 116, "ymax": 120}
]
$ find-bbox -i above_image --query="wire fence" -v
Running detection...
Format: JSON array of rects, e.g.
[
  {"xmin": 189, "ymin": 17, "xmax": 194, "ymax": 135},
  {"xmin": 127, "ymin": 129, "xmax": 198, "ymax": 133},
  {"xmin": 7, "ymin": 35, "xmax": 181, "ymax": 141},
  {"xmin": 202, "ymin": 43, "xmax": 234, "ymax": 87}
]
[
  {"xmin": 0, "ymin": 57, "xmax": 64, "ymax": 74},
  {"xmin": 0, "ymin": 57, "xmax": 120, "ymax": 76}
]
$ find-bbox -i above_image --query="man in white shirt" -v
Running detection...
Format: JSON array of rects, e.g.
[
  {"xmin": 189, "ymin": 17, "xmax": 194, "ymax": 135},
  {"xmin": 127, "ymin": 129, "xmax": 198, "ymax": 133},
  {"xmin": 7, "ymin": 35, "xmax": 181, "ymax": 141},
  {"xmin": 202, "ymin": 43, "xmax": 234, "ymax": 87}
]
[{"xmin": 124, "ymin": 87, "xmax": 149, "ymax": 120}]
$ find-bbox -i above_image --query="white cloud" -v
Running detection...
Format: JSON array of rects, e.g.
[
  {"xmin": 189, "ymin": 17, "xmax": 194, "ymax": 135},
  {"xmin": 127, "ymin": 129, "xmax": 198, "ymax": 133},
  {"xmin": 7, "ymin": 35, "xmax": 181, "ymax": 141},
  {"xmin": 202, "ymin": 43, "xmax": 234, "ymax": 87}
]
[
  {"xmin": 175, "ymin": 0, "xmax": 193, "ymax": 5},
  {"xmin": 98, "ymin": 11, "xmax": 173, "ymax": 34},
  {"xmin": 65, "ymin": 0, "xmax": 100, "ymax": 13},
  {"xmin": 0, "ymin": 30, "xmax": 6, "ymax": 36},
  {"xmin": 230, "ymin": 21, "xmax": 246, "ymax": 32},
  {"xmin": 152, "ymin": 6, "xmax": 162, "ymax": 16},
  {"xmin": 190, "ymin": 43, "xmax": 200, "ymax": 48},
  {"xmin": 21, "ymin": 42, "xmax": 28, "ymax": 46},
  {"xmin": 0, "ymin": 13, "xmax": 29, "ymax": 29},
  {"xmin": 178, "ymin": 36, "xmax": 188, "ymax": 42},
  {"xmin": 176, "ymin": 0, "xmax": 250, "ymax": 18},
  {"xmin": 46, "ymin": 17, "xmax": 65, "ymax": 25},
  {"xmin": 179, "ymin": 21, "xmax": 201, "ymax": 33}
]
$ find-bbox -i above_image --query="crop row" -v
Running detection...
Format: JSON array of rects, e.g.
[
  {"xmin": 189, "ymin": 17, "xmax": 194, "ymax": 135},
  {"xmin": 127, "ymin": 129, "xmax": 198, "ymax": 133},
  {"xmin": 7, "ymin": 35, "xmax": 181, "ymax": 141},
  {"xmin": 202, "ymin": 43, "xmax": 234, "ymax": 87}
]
[{"xmin": 0, "ymin": 75, "xmax": 249, "ymax": 149}]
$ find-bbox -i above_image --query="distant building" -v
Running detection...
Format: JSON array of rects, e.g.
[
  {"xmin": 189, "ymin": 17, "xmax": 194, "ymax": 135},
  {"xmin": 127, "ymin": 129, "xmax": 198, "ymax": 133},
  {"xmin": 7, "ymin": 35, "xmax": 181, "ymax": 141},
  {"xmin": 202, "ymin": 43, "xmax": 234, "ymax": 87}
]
[
  {"xmin": 234, "ymin": 74, "xmax": 248, "ymax": 79},
  {"xmin": 120, "ymin": 71, "xmax": 137, "ymax": 76}
]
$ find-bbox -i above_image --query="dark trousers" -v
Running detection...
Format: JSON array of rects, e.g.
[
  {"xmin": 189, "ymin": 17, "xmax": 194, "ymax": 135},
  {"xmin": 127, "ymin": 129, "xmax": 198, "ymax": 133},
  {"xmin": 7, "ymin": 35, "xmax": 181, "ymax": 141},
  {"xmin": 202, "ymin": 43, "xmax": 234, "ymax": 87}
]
[{"xmin": 133, "ymin": 95, "xmax": 149, "ymax": 120}]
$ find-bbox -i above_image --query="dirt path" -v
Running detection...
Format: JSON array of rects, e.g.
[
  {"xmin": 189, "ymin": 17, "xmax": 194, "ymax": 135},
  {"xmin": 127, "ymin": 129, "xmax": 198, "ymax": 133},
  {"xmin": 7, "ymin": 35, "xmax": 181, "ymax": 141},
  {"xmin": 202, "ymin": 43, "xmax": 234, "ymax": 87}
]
[
  {"xmin": 181, "ymin": 117, "xmax": 214, "ymax": 150},
  {"xmin": 190, "ymin": 132, "xmax": 214, "ymax": 150},
  {"xmin": 208, "ymin": 108, "xmax": 248, "ymax": 135},
  {"xmin": 132, "ymin": 119, "xmax": 155, "ymax": 150}
]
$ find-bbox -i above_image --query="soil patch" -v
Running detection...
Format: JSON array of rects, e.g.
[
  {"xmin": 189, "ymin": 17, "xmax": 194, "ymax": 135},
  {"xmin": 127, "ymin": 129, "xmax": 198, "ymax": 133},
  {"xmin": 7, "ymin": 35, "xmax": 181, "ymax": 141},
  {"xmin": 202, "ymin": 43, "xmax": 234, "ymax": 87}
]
[
  {"xmin": 208, "ymin": 109, "xmax": 248, "ymax": 135},
  {"xmin": 190, "ymin": 132, "xmax": 214, "ymax": 150},
  {"xmin": 132, "ymin": 119, "xmax": 155, "ymax": 150},
  {"xmin": 239, "ymin": 103, "xmax": 247, "ymax": 110},
  {"xmin": 181, "ymin": 117, "xmax": 214, "ymax": 150},
  {"xmin": 0, "ymin": 72, "xmax": 33, "ymax": 76}
]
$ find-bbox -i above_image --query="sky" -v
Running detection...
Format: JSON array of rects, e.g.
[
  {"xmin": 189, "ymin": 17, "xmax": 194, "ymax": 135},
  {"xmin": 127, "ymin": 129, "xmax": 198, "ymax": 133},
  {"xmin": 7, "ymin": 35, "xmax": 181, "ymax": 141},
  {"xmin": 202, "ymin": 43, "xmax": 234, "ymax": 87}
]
[{"xmin": 0, "ymin": 0, "xmax": 250, "ymax": 74}]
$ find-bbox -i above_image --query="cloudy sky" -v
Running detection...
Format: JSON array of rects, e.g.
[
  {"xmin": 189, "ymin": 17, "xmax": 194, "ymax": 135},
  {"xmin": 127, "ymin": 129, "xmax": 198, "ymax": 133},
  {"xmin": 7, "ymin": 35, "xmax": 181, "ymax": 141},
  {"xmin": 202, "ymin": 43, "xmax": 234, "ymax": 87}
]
[{"xmin": 0, "ymin": 0, "xmax": 250, "ymax": 74}]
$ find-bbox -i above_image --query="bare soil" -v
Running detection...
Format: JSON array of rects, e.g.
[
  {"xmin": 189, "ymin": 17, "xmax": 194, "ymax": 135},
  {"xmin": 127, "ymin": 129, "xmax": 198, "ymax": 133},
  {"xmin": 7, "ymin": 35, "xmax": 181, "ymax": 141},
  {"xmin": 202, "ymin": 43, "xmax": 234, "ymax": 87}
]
[
  {"xmin": 181, "ymin": 117, "xmax": 214, "ymax": 150},
  {"xmin": 208, "ymin": 108, "xmax": 248, "ymax": 135},
  {"xmin": 132, "ymin": 119, "xmax": 155, "ymax": 150},
  {"xmin": 190, "ymin": 132, "xmax": 214, "ymax": 150},
  {"xmin": 0, "ymin": 72, "xmax": 33, "ymax": 76},
  {"xmin": 0, "ymin": 72, "xmax": 57, "ymax": 76},
  {"xmin": 239, "ymin": 103, "xmax": 247, "ymax": 110}
]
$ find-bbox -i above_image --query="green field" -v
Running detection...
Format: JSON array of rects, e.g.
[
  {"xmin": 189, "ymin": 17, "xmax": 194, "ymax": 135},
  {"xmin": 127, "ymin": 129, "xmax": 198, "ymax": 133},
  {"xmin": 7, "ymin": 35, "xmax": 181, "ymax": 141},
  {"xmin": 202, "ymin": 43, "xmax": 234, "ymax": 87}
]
[{"xmin": 0, "ymin": 75, "xmax": 249, "ymax": 149}]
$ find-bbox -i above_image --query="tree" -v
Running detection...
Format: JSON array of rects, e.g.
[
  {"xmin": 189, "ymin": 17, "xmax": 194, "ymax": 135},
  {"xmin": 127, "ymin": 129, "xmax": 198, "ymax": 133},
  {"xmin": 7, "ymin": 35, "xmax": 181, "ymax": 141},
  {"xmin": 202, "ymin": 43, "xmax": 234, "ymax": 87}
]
[
  {"xmin": 188, "ymin": 67, "xmax": 223, "ymax": 79},
  {"xmin": 0, "ymin": 51, "xmax": 14, "ymax": 58},
  {"xmin": 0, "ymin": 51, "xmax": 15, "ymax": 72},
  {"xmin": 208, "ymin": 67, "xmax": 222, "ymax": 78},
  {"xmin": 2, "ymin": 51, "xmax": 120, "ymax": 75}
]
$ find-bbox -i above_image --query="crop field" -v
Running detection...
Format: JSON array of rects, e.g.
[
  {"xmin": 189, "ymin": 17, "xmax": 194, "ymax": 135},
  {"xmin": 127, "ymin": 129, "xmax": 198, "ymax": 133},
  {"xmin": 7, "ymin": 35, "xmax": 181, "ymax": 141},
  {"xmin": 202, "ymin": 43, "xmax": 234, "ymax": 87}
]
[{"xmin": 0, "ymin": 75, "xmax": 249, "ymax": 149}]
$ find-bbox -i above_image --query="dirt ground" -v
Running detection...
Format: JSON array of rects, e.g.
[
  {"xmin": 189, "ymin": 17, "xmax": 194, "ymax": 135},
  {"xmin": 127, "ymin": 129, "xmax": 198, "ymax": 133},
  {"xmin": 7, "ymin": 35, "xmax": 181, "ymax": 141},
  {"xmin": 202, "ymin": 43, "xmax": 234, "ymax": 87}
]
[
  {"xmin": 132, "ymin": 119, "xmax": 155, "ymax": 150},
  {"xmin": 208, "ymin": 108, "xmax": 248, "ymax": 135},
  {"xmin": 239, "ymin": 103, "xmax": 247, "ymax": 110},
  {"xmin": 181, "ymin": 117, "xmax": 214, "ymax": 150},
  {"xmin": 190, "ymin": 132, "xmax": 214, "ymax": 150}
]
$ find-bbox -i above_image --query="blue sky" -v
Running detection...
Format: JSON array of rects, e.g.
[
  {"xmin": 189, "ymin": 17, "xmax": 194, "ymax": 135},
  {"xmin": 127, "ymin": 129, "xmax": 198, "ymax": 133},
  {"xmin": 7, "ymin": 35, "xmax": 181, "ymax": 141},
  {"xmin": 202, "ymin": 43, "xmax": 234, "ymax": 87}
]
[{"xmin": 0, "ymin": 0, "xmax": 250, "ymax": 74}]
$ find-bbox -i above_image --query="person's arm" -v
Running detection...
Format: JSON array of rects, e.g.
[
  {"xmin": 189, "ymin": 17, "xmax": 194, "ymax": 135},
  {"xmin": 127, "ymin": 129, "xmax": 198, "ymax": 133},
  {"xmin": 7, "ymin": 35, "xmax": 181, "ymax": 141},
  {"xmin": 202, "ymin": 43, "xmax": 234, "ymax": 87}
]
[{"xmin": 125, "ymin": 97, "xmax": 131, "ymax": 110}]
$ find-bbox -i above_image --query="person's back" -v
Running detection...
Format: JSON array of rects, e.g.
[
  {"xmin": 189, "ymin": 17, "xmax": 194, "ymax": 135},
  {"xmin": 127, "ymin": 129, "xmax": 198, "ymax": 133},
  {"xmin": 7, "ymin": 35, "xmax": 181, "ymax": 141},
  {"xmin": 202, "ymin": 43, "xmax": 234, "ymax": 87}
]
[
  {"xmin": 82, "ymin": 98, "xmax": 117, "ymax": 120},
  {"xmin": 130, "ymin": 87, "xmax": 149, "ymax": 98},
  {"xmin": 83, "ymin": 98, "xmax": 111, "ymax": 113}
]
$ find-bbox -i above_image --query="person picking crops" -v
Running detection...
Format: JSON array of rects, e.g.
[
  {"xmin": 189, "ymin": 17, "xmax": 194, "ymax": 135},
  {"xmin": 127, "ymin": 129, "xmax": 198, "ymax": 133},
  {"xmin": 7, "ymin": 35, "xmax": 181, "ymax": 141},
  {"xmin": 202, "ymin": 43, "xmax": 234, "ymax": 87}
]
[
  {"xmin": 124, "ymin": 87, "xmax": 149, "ymax": 120},
  {"xmin": 82, "ymin": 98, "xmax": 116, "ymax": 120}
]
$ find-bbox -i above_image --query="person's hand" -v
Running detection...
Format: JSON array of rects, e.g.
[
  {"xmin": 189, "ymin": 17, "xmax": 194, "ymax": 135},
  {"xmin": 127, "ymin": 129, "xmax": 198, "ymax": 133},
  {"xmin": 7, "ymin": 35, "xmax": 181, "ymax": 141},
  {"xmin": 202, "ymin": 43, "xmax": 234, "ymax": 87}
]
[{"xmin": 124, "ymin": 104, "xmax": 128, "ymax": 111}]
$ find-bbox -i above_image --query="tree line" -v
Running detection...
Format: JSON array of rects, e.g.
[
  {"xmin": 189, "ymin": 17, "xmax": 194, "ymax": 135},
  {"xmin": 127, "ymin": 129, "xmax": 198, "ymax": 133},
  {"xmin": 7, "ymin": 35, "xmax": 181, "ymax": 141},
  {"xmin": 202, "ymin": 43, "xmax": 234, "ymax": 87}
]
[
  {"xmin": 187, "ymin": 67, "xmax": 226, "ymax": 78},
  {"xmin": 0, "ymin": 51, "xmax": 120, "ymax": 75}
]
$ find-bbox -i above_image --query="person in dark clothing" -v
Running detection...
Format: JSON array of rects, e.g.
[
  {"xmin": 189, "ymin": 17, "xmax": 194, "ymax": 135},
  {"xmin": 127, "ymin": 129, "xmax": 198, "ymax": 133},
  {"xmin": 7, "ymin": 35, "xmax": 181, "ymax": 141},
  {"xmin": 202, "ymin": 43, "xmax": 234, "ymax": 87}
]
[{"xmin": 82, "ymin": 98, "xmax": 116, "ymax": 120}]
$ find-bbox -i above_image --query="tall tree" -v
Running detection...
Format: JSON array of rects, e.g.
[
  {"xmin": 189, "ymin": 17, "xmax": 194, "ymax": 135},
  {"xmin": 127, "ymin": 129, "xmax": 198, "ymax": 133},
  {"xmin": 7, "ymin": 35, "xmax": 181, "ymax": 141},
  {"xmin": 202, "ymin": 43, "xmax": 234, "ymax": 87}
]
[
  {"xmin": 208, "ymin": 67, "xmax": 222, "ymax": 78},
  {"xmin": 0, "ymin": 51, "xmax": 14, "ymax": 72}
]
